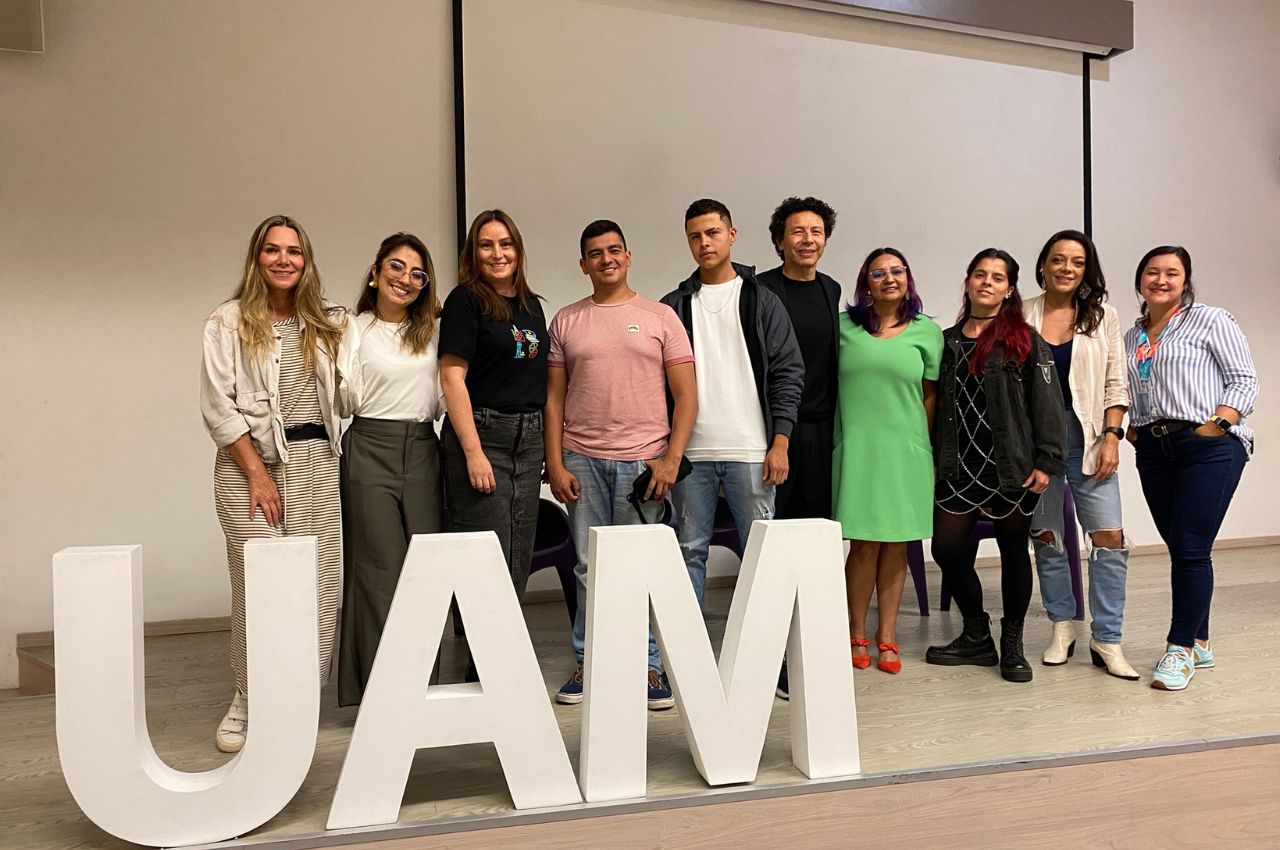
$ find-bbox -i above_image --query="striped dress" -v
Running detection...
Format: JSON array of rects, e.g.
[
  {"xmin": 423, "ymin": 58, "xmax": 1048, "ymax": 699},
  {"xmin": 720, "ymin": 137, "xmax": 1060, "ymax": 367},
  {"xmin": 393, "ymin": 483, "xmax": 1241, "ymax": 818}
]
[{"xmin": 214, "ymin": 317, "xmax": 341, "ymax": 696}]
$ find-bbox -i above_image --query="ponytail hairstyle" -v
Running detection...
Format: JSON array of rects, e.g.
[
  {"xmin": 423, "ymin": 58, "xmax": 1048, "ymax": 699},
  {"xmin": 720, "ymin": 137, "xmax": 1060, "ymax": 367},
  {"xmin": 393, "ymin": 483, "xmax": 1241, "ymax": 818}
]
[
  {"xmin": 355, "ymin": 232, "xmax": 438, "ymax": 355},
  {"xmin": 847, "ymin": 246, "xmax": 924, "ymax": 334},
  {"xmin": 1033, "ymin": 229, "xmax": 1107, "ymax": 336},
  {"xmin": 231, "ymin": 214, "xmax": 343, "ymax": 374},
  {"xmin": 958, "ymin": 248, "xmax": 1031, "ymax": 375}
]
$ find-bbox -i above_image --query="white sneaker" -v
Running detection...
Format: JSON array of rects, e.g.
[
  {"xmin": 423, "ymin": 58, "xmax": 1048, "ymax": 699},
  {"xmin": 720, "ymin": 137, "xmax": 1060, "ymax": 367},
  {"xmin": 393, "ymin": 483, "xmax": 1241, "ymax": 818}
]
[
  {"xmin": 215, "ymin": 689, "xmax": 248, "ymax": 753},
  {"xmin": 1042, "ymin": 620, "xmax": 1076, "ymax": 666}
]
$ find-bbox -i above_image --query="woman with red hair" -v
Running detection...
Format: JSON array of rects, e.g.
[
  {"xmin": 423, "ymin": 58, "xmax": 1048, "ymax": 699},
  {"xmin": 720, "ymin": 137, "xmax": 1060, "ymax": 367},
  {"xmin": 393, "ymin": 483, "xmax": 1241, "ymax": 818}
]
[{"xmin": 925, "ymin": 249, "xmax": 1066, "ymax": 683}]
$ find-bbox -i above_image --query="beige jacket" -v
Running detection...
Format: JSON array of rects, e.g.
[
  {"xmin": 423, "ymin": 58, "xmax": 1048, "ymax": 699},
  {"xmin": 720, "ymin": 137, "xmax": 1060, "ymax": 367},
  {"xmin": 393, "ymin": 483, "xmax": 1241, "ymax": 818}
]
[
  {"xmin": 200, "ymin": 299, "xmax": 343, "ymax": 465},
  {"xmin": 1024, "ymin": 295, "xmax": 1130, "ymax": 474}
]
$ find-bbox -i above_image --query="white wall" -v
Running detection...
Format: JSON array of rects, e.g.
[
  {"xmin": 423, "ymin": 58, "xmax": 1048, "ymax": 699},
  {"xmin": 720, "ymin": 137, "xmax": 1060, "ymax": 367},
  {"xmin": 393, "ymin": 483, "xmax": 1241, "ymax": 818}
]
[
  {"xmin": 1092, "ymin": 0, "xmax": 1280, "ymax": 546},
  {"xmin": 1, "ymin": 0, "xmax": 1275, "ymax": 635},
  {"xmin": 0, "ymin": 0, "xmax": 456, "ymax": 634}
]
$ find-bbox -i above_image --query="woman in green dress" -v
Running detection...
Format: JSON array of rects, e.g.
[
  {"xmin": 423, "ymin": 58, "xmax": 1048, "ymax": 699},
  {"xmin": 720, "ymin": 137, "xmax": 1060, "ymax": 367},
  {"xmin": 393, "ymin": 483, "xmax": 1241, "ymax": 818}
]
[{"xmin": 833, "ymin": 248, "xmax": 942, "ymax": 673}]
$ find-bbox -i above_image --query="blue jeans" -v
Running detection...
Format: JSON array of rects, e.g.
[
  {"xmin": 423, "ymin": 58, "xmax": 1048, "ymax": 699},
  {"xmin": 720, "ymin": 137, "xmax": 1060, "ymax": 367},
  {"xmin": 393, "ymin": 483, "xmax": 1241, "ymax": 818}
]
[
  {"xmin": 563, "ymin": 450, "xmax": 665, "ymax": 672},
  {"xmin": 1134, "ymin": 427, "xmax": 1247, "ymax": 648},
  {"xmin": 1032, "ymin": 414, "xmax": 1129, "ymax": 642},
  {"xmin": 671, "ymin": 461, "xmax": 775, "ymax": 608}
]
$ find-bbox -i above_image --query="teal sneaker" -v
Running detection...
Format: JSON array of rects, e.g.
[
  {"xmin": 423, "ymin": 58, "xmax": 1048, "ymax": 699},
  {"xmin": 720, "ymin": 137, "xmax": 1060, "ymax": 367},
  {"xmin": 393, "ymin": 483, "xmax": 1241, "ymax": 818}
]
[
  {"xmin": 1152, "ymin": 646, "xmax": 1195, "ymax": 691},
  {"xmin": 1193, "ymin": 642, "xmax": 1215, "ymax": 669}
]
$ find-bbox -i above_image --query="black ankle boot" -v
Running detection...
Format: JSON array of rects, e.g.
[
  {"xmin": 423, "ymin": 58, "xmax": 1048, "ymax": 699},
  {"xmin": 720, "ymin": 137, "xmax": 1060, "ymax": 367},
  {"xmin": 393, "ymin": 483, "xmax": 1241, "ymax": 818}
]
[
  {"xmin": 926, "ymin": 613, "xmax": 998, "ymax": 666},
  {"xmin": 999, "ymin": 617, "xmax": 1033, "ymax": 683}
]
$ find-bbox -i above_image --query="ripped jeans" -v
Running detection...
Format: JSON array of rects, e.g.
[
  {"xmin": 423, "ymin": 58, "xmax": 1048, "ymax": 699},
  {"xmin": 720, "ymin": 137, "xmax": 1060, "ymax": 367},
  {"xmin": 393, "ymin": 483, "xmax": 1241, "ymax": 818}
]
[
  {"xmin": 672, "ymin": 461, "xmax": 774, "ymax": 608},
  {"xmin": 1032, "ymin": 413, "xmax": 1128, "ymax": 642}
]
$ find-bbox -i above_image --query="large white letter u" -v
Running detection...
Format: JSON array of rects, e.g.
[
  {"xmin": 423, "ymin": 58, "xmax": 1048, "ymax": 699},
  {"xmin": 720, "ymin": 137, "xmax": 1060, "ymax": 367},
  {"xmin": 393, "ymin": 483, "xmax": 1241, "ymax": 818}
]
[{"xmin": 53, "ymin": 539, "xmax": 320, "ymax": 847}]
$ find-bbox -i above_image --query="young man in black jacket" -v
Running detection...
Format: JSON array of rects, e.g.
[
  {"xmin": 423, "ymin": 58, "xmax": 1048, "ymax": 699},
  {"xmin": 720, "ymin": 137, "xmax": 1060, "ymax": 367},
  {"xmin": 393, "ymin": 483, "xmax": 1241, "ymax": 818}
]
[
  {"xmin": 660, "ymin": 198, "xmax": 804, "ymax": 616},
  {"xmin": 755, "ymin": 197, "xmax": 842, "ymax": 699}
]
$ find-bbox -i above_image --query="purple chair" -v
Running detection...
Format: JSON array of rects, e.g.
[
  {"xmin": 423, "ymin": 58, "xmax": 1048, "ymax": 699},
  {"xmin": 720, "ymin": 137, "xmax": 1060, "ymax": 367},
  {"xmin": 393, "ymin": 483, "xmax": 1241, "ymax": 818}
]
[
  {"xmin": 529, "ymin": 499, "xmax": 580, "ymax": 626},
  {"xmin": 937, "ymin": 483, "xmax": 1085, "ymax": 620}
]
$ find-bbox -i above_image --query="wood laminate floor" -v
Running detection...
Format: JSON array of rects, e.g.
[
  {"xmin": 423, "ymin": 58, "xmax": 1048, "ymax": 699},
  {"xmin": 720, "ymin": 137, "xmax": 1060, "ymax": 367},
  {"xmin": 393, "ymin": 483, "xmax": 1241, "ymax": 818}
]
[{"xmin": 3, "ymin": 546, "xmax": 1278, "ymax": 849}]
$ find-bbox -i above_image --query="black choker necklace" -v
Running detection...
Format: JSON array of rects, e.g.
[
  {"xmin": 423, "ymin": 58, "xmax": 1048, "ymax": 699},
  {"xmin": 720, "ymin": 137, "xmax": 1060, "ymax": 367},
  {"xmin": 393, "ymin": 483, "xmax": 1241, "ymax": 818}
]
[{"xmin": 968, "ymin": 314, "xmax": 998, "ymax": 321}]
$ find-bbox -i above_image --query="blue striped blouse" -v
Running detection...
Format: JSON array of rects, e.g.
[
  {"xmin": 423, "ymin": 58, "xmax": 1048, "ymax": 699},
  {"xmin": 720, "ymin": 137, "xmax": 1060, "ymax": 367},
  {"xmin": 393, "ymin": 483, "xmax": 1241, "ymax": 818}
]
[{"xmin": 1123, "ymin": 303, "xmax": 1259, "ymax": 453}]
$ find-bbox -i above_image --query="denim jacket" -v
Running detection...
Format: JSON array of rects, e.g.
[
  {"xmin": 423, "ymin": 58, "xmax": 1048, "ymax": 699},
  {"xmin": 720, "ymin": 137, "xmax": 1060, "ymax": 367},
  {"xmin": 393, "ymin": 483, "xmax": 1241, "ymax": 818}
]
[
  {"xmin": 200, "ymin": 299, "xmax": 344, "ymax": 464},
  {"xmin": 934, "ymin": 324, "xmax": 1067, "ymax": 488}
]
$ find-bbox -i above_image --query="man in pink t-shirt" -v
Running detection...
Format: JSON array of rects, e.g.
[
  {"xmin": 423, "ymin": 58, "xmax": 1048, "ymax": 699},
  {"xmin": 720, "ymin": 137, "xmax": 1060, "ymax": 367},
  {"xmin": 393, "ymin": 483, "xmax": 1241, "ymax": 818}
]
[{"xmin": 545, "ymin": 219, "xmax": 697, "ymax": 710}]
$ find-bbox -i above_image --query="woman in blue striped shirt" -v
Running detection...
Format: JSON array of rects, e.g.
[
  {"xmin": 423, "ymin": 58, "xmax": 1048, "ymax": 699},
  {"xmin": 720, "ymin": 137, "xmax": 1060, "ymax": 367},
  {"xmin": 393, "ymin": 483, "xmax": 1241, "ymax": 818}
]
[{"xmin": 1123, "ymin": 246, "xmax": 1258, "ymax": 691}]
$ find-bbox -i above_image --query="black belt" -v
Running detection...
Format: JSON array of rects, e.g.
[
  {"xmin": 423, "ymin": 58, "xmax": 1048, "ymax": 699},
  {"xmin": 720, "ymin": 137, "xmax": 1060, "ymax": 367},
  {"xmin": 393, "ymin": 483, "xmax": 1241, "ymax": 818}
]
[
  {"xmin": 285, "ymin": 422, "xmax": 328, "ymax": 442},
  {"xmin": 1140, "ymin": 419, "xmax": 1196, "ymax": 438}
]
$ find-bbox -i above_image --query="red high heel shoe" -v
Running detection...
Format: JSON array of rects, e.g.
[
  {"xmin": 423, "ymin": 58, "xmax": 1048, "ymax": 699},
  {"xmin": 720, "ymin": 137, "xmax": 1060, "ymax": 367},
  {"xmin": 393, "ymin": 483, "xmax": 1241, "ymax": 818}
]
[
  {"xmin": 851, "ymin": 637, "xmax": 872, "ymax": 669},
  {"xmin": 877, "ymin": 641, "xmax": 902, "ymax": 674}
]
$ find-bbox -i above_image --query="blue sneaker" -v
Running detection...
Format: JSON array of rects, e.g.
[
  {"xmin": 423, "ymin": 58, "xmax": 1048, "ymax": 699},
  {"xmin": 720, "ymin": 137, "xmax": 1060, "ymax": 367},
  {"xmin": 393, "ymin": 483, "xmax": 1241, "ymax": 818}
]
[
  {"xmin": 1193, "ymin": 642, "xmax": 1215, "ymax": 669},
  {"xmin": 647, "ymin": 669, "xmax": 674, "ymax": 711},
  {"xmin": 1151, "ymin": 646, "xmax": 1195, "ymax": 691},
  {"xmin": 556, "ymin": 665, "xmax": 584, "ymax": 705}
]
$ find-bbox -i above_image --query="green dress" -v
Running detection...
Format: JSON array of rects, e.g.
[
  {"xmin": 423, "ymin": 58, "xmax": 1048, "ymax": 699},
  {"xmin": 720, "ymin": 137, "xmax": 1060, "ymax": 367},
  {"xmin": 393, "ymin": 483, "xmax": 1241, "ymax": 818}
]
[{"xmin": 832, "ymin": 314, "xmax": 943, "ymax": 541}]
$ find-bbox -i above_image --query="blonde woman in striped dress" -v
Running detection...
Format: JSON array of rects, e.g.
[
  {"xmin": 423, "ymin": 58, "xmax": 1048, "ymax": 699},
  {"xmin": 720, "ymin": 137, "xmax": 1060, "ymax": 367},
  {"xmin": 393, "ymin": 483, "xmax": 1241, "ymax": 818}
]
[{"xmin": 199, "ymin": 214, "xmax": 346, "ymax": 753}]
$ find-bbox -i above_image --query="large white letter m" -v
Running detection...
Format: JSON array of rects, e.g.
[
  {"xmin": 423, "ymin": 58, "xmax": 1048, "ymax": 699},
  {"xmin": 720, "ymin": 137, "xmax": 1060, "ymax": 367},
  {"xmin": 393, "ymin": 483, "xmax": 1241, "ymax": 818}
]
[{"xmin": 578, "ymin": 519, "xmax": 860, "ymax": 802}]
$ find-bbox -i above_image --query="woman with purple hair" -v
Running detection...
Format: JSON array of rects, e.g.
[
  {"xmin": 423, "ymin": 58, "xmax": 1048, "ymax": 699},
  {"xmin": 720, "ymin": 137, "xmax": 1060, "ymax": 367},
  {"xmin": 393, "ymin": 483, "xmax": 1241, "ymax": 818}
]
[{"xmin": 832, "ymin": 248, "xmax": 942, "ymax": 673}]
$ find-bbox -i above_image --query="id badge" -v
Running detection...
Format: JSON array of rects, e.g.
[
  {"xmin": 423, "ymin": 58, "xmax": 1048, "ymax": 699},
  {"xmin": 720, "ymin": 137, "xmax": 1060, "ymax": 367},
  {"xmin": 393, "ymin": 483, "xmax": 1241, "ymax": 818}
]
[{"xmin": 1135, "ymin": 383, "xmax": 1153, "ymax": 418}]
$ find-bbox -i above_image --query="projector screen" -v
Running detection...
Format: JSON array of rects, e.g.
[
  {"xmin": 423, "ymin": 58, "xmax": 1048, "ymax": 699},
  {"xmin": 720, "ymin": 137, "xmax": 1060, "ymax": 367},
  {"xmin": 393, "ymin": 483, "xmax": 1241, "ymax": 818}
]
[{"xmin": 462, "ymin": 0, "xmax": 1085, "ymax": 314}]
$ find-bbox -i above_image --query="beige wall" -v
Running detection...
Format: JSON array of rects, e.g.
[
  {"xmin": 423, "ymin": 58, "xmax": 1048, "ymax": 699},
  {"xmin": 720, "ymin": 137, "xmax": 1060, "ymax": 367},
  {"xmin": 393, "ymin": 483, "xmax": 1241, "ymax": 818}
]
[
  {"xmin": 1, "ymin": 0, "xmax": 1275, "ymax": 634},
  {"xmin": 0, "ymin": 0, "xmax": 455, "ymax": 634},
  {"xmin": 1091, "ymin": 0, "xmax": 1279, "ymax": 548}
]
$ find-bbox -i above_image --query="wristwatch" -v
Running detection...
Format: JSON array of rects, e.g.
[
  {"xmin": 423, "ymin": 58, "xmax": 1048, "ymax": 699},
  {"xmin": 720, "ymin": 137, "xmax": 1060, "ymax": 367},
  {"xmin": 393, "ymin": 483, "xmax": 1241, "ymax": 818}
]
[
  {"xmin": 1209, "ymin": 415, "xmax": 1233, "ymax": 433},
  {"xmin": 1103, "ymin": 426, "xmax": 1125, "ymax": 440}
]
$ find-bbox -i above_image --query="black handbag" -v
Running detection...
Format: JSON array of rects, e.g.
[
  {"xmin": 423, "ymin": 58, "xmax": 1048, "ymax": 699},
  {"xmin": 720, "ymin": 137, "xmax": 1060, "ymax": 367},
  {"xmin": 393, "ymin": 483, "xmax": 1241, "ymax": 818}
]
[{"xmin": 627, "ymin": 456, "xmax": 693, "ymax": 524}]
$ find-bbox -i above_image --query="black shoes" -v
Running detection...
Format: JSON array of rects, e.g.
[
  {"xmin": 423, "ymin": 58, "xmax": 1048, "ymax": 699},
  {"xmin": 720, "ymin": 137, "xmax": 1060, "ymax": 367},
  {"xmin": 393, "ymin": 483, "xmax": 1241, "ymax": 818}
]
[
  {"xmin": 925, "ymin": 613, "xmax": 999, "ymax": 667},
  {"xmin": 999, "ymin": 617, "xmax": 1033, "ymax": 683}
]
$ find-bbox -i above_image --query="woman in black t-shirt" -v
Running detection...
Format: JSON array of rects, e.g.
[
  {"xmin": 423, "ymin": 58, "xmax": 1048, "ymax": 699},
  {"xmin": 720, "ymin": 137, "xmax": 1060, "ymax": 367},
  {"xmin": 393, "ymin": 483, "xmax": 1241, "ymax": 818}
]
[{"xmin": 439, "ymin": 209, "xmax": 548, "ymax": 614}]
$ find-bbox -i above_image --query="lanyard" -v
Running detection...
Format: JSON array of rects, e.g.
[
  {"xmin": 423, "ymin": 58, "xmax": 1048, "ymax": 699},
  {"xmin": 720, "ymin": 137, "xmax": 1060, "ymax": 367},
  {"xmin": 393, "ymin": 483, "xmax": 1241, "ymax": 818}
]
[{"xmin": 1134, "ymin": 307, "xmax": 1181, "ymax": 383}]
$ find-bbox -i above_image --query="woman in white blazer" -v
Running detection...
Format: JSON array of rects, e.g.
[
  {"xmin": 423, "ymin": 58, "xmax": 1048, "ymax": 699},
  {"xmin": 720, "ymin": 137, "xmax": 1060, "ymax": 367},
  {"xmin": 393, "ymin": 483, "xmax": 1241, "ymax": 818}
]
[
  {"xmin": 1024, "ymin": 229, "xmax": 1137, "ymax": 680},
  {"xmin": 200, "ymin": 214, "xmax": 347, "ymax": 752}
]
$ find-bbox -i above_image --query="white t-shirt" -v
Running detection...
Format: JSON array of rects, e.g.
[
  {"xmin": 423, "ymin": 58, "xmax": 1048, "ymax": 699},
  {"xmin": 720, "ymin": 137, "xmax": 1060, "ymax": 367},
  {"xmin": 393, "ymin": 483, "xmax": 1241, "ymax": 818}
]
[
  {"xmin": 342, "ymin": 312, "xmax": 443, "ymax": 422},
  {"xmin": 686, "ymin": 277, "xmax": 768, "ymax": 462}
]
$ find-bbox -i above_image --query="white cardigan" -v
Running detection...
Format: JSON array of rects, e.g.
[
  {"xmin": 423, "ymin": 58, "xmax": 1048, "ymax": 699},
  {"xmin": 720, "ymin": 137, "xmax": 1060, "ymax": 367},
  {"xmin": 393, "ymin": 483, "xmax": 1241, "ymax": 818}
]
[
  {"xmin": 1024, "ymin": 295, "xmax": 1130, "ymax": 475},
  {"xmin": 199, "ymin": 299, "xmax": 344, "ymax": 465}
]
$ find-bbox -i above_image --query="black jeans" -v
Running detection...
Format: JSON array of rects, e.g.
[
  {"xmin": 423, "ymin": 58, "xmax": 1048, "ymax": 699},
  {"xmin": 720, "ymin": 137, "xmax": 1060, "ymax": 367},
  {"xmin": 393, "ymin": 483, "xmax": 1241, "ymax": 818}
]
[
  {"xmin": 774, "ymin": 416, "xmax": 834, "ymax": 520},
  {"xmin": 441, "ymin": 409, "xmax": 544, "ymax": 598},
  {"xmin": 1134, "ymin": 428, "xmax": 1247, "ymax": 647}
]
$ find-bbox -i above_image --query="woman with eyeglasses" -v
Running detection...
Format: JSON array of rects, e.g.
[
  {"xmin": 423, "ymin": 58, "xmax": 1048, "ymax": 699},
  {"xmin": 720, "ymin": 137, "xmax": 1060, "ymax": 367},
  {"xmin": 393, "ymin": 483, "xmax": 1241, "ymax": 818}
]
[
  {"xmin": 1124, "ymin": 246, "xmax": 1257, "ymax": 691},
  {"xmin": 832, "ymin": 248, "xmax": 942, "ymax": 674},
  {"xmin": 926, "ymin": 249, "xmax": 1066, "ymax": 683},
  {"xmin": 335, "ymin": 232, "xmax": 444, "ymax": 706},
  {"xmin": 1024, "ymin": 230, "xmax": 1137, "ymax": 680},
  {"xmin": 439, "ymin": 210, "xmax": 547, "ymax": 676},
  {"xmin": 200, "ymin": 214, "xmax": 346, "ymax": 752}
]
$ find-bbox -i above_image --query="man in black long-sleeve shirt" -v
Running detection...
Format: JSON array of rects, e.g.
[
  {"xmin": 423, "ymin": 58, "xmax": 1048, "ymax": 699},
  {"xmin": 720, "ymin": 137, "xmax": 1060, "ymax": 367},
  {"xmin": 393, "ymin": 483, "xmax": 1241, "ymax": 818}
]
[{"xmin": 756, "ymin": 196, "xmax": 842, "ymax": 699}]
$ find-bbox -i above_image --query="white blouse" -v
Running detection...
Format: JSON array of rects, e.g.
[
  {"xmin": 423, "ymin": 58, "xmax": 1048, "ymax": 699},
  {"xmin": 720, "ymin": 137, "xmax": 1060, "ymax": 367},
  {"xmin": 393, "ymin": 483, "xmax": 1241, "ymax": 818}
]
[{"xmin": 337, "ymin": 311, "xmax": 444, "ymax": 423}]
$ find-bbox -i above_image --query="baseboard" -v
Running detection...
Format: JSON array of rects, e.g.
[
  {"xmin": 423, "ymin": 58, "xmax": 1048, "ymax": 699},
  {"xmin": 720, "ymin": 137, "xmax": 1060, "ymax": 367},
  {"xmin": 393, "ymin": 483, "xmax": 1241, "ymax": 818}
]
[
  {"xmin": 17, "ymin": 615, "xmax": 232, "ymax": 650},
  {"xmin": 17, "ymin": 649, "xmax": 54, "ymax": 696},
  {"xmin": 18, "ymin": 536, "xmax": 1279, "ymax": 649}
]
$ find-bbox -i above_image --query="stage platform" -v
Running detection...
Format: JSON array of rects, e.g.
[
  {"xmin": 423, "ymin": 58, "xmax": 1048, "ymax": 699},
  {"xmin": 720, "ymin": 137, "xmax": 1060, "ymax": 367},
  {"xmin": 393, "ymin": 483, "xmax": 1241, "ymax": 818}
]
[{"xmin": 3, "ymin": 545, "xmax": 1279, "ymax": 850}]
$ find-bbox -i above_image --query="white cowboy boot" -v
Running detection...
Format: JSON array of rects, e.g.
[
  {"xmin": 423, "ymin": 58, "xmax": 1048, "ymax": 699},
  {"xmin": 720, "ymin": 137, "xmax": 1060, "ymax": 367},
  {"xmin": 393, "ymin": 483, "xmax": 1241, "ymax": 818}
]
[{"xmin": 1042, "ymin": 620, "xmax": 1076, "ymax": 666}]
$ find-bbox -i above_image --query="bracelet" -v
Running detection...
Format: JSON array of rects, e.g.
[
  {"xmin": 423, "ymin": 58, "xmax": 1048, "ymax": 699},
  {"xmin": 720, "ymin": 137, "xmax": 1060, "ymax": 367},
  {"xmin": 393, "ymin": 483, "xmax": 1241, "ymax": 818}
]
[{"xmin": 1103, "ymin": 426, "xmax": 1125, "ymax": 440}]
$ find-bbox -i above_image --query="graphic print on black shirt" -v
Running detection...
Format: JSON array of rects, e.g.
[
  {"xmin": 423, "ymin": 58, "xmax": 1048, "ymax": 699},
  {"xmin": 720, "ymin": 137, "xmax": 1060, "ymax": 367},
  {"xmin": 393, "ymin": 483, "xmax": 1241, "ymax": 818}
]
[{"xmin": 439, "ymin": 286, "xmax": 548, "ymax": 413}]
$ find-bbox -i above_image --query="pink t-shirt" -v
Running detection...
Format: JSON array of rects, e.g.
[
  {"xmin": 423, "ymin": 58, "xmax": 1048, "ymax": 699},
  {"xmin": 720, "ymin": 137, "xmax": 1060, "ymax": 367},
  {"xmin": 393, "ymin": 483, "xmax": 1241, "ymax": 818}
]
[{"xmin": 548, "ymin": 294, "xmax": 694, "ymax": 461}]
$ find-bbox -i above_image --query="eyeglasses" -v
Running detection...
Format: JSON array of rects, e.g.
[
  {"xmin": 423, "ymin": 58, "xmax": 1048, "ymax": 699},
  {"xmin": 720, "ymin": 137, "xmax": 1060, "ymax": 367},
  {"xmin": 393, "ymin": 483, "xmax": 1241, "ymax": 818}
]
[
  {"xmin": 385, "ymin": 258, "xmax": 429, "ymax": 286},
  {"xmin": 869, "ymin": 266, "xmax": 907, "ymax": 282}
]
